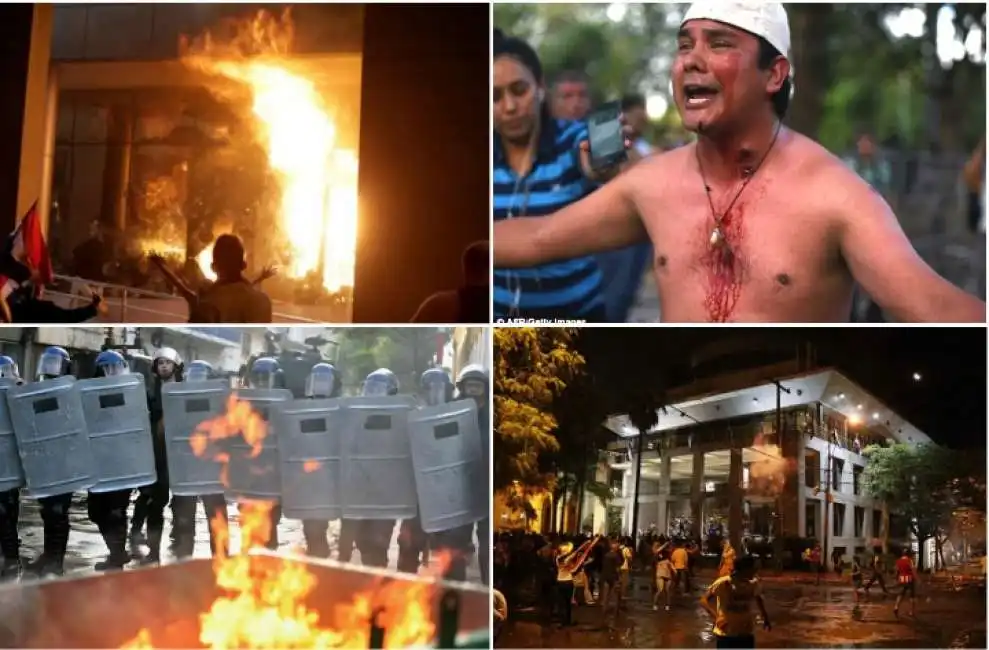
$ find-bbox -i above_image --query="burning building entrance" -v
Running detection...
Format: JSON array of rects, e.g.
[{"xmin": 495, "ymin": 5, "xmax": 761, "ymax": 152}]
[{"xmin": 39, "ymin": 4, "xmax": 364, "ymax": 322}]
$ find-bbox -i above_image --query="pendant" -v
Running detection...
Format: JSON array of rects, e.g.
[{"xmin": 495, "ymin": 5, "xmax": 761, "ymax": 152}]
[{"xmin": 709, "ymin": 226, "xmax": 724, "ymax": 248}]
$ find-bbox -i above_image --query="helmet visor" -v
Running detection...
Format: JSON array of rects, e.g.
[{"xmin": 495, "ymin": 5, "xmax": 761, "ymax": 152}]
[
  {"xmin": 362, "ymin": 377, "xmax": 391, "ymax": 397},
  {"xmin": 306, "ymin": 373, "xmax": 335, "ymax": 398},
  {"xmin": 39, "ymin": 354, "xmax": 65, "ymax": 378}
]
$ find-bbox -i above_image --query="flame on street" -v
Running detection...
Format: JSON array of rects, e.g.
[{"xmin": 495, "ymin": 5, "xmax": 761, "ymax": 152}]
[
  {"xmin": 124, "ymin": 395, "xmax": 447, "ymax": 649},
  {"xmin": 179, "ymin": 9, "xmax": 358, "ymax": 292},
  {"xmin": 746, "ymin": 431, "xmax": 796, "ymax": 497}
]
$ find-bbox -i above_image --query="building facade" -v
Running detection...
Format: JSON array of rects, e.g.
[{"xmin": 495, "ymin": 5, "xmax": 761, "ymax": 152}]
[{"xmin": 590, "ymin": 365, "xmax": 931, "ymax": 565}]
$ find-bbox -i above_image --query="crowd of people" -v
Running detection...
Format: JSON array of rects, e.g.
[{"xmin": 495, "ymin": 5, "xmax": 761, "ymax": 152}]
[{"xmin": 492, "ymin": 528, "xmax": 923, "ymax": 648}]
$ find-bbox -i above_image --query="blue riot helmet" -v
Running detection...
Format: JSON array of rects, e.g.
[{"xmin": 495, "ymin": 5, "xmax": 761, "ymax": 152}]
[
  {"xmin": 305, "ymin": 362, "xmax": 340, "ymax": 399},
  {"xmin": 456, "ymin": 364, "xmax": 488, "ymax": 406},
  {"xmin": 38, "ymin": 346, "xmax": 71, "ymax": 380},
  {"xmin": 420, "ymin": 367, "xmax": 453, "ymax": 406},
  {"xmin": 94, "ymin": 350, "xmax": 128, "ymax": 377},
  {"xmin": 0, "ymin": 356, "xmax": 19, "ymax": 380},
  {"xmin": 362, "ymin": 368, "xmax": 398, "ymax": 397},
  {"xmin": 249, "ymin": 357, "xmax": 282, "ymax": 389},
  {"xmin": 186, "ymin": 360, "xmax": 214, "ymax": 383}
]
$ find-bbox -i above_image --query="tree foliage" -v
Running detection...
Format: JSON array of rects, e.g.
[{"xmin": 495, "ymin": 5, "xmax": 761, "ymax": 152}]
[
  {"xmin": 493, "ymin": 328, "xmax": 584, "ymax": 492},
  {"xmin": 494, "ymin": 2, "xmax": 986, "ymax": 151},
  {"xmin": 862, "ymin": 442, "xmax": 979, "ymax": 569},
  {"xmin": 334, "ymin": 328, "xmax": 449, "ymax": 396}
]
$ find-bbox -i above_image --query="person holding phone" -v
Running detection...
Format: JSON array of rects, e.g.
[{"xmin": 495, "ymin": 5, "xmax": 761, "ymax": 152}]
[
  {"xmin": 493, "ymin": 1, "xmax": 986, "ymax": 323},
  {"xmin": 492, "ymin": 29, "xmax": 634, "ymax": 322}
]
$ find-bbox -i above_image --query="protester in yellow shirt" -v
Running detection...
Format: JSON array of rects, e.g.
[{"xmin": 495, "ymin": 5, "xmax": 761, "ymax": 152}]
[
  {"xmin": 701, "ymin": 556, "xmax": 771, "ymax": 649},
  {"xmin": 671, "ymin": 542, "xmax": 690, "ymax": 594}
]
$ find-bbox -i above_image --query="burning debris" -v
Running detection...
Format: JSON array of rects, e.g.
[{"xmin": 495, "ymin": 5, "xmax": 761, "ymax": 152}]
[{"xmin": 123, "ymin": 395, "xmax": 458, "ymax": 649}]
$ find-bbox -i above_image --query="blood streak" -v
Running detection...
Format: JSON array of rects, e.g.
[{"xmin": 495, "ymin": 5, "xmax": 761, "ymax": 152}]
[{"xmin": 700, "ymin": 203, "xmax": 745, "ymax": 322}]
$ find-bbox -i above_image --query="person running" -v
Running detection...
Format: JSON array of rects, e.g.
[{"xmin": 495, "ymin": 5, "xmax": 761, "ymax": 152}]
[
  {"xmin": 701, "ymin": 555, "xmax": 771, "ymax": 649},
  {"xmin": 893, "ymin": 549, "xmax": 917, "ymax": 618},
  {"xmin": 864, "ymin": 548, "xmax": 889, "ymax": 597},
  {"xmin": 719, "ymin": 539, "xmax": 737, "ymax": 578},
  {"xmin": 672, "ymin": 540, "xmax": 691, "ymax": 594},
  {"xmin": 654, "ymin": 549, "xmax": 675, "ymax": 611},
  {"xmin": 851, "ymin": 554, "xmax": 864, "ymax": 603}
]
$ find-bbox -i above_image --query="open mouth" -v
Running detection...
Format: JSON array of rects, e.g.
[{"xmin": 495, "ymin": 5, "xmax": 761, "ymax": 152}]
[{"xmin": 683, "ymin": 84, "xmax": 719, "ymax": 107}]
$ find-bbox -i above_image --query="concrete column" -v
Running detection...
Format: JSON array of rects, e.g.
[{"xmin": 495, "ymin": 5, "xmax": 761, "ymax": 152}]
[
  {"xmin": 657, "ymin": 453, "xmax": 671, "ymax": 535},
  {"xmin": 39, "ymin": 65, "xmax": 58, "ymax": 237},
  {"xmin": 728, "ymin": 447, "xmax": 743, "ymax": 548},
  {"xmin": 690, "ymin": 449, "xmax": 705, "ymax": 539},
  {"xmin": 0, "ymin": 4, "xmax": 53, "ymax": 234}
]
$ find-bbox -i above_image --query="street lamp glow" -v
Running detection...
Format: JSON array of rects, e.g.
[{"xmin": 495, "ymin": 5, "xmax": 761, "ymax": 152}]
[
  {"xmin": 848, "ymin": 414, "xmax": 862, "ymax": 426},
  {"xmin": 872, "ymin": 412, "xmax": 880, "ymax": 420},
  {"xmin": 913, "ymin": 372, "xmax": 922, "ymax": 381}
]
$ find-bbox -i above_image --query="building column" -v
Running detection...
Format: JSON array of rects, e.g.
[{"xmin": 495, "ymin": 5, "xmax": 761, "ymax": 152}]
[
  {"xmin": 728, "ymin": 447, "xmax": 743, "ymax": 549},
  {"xmin": 690, "ymin": 449, "xmax": 705, "ymax": 539},
  {"xmin": 622, "ymin": 463, "xmax": 634, "ymax": 534},
  {"xmin": 657, "ymin": 453, "xmax": 671, "ymax": 535},
  {"xmin": 0, "ymin": 4, "xmax": 54, "ymax": 235}
]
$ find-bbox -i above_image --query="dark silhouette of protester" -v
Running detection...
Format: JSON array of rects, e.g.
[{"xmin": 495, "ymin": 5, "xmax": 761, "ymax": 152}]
[{"xmin": 411, "ymin": 241, "xmax": 489, "ymax": 323}]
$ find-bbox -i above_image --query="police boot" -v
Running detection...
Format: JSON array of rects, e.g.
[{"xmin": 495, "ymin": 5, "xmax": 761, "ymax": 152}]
[
  {"xmin": 94, "ymin": 552, "xmax": 130, "ymax": 572},
  {"xmin": 25, "ymin": 554, "xmax": 64, "ymax": 578},
  {"xmin": 0, "ymin": 557, "xmax": 23, "ymax": 581}
]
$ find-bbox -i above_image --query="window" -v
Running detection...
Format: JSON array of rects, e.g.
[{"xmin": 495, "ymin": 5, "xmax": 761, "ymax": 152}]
[
  {"xmin": 805, "ymin": 449, "xmax": 820, "ymax": 488},
  {"xmin": 853, "ymin": 465, "xmax": 863, "ymax": 495},
  {"xmin": 831, "ymin": 458, "xmax": 844, "ymax": 492},
  {"xmin": 805, "ymin": 502, "xmax": 817, "ymax": 538},
  {"xmin": 854, "ymin": 506, "xmax": 865, "ymax": 537},
  {"xmin": 872, "ymin": 509, "xmax": 883, "ymax": 538},
  {"xmin": 833, "ymin": 503, "xmax": 846, "ymax": 537}
]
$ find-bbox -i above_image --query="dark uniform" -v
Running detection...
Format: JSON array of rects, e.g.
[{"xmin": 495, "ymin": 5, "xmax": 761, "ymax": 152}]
[
  {"xmin": 138, "ymin": 347, "xmax": 182, "ymax": 564},
  {"xmin": 340, "ymin": 369, "xmax": 400, "ymax": 568},
  {"xmin": 0, "ymin": 356, "xmax": 23, "ymax": 579},
  {"xmin": 456, "ymin": 364, "xmax": 490, "ymax": 585},
  {"xmin": 243, "ymin": 357, "xmax": 284, "ymax": 550},
  {"xmin": 86, "ymin": 350, "xmax": 135, "ymax": 571},
  {"xmin": 300, "ymin": 362, "xmax": 342, "ymax": 559},
  {"xmin": 169, "ymin": 360, "xmax": 229, "ymax": 559},
  {"xmin": 24, "ymin": 347, "xmax": 76, "ymax": 577}
]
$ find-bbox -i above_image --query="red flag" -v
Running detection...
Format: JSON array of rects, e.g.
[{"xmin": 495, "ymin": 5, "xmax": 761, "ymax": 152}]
[{"xmin": 1, "ymin": 201, "xmax": 54, "ymax": 301}]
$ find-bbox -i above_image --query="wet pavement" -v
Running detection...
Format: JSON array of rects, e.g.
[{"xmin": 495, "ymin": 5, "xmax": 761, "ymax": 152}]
[
  {"xmin": 10, "ymin": 493, "xmax": 482, "ymax": 583},
  {"xmin": 497, "ymin": 570, "xmax": 986, "ymax": 648}
]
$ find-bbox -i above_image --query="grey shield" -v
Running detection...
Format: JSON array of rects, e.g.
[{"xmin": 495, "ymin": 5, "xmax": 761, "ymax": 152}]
[
  {"xmin": 77, "ymin": 373, "xmax": 157, "ymax": 493},
  {"xmin": 0, "ymin": 380, "xmax": 25, "ymax": 493},
  {"xmin": 408, "ymin": 399, "xmax": 485, "ymax": 533},
  {"xmin": 275, "ymin": 397, "xmax": 344, "ymax": 521},
  {"xmin": 7, "ymin": 376, "xmax": 96, "ymax": 498},
  {"xmin": 226, "ymin": 388, "xmax": 292, "ymax": 501},
  {"xmin": 340, "ymin": 395, "xmax": 417, "ymax": 520},
  {"xmin": 161, "ymin": 379, "xmax": 230, "ymax": 496}
]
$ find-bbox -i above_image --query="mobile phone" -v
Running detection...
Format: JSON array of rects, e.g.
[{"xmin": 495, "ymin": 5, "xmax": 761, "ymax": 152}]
[{"xmin": 587, "ymin": 101, "xmax": 627, "ymax": 170}]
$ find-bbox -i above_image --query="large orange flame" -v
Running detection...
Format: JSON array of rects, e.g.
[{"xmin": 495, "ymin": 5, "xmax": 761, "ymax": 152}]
[
  {"xmin": 124, "ymin": 394, "xmax": 449, "ymax": 649},
  {"xmin": 179, "ymin": 9, "xmax": 358, "ymax": 292}
]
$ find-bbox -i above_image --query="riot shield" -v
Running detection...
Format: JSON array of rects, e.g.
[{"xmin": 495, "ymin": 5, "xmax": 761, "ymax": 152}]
[
  {"xmin": 226, "ymin": 388, "xmax": 292, "ymax": 502},
  {"xmin": 408, "ymin": 398, "xmax": 485, "ymax": 533},
  {"xmin": 161, "ymin": 380, "xmax": 230, "ymax": 496},
  {"xmin": 340, "ymin": 395, "xmax": 418, "ymax": 520},
  {"xmin": 0, "ymin": 380, "xmax": 25, "ymax": 493},
  {"xmin": 6, "ymin": 376, "xmax": 96, "ymax": 498},
  {"xmin": 274, "ymin": 397, "xmax": 344, "ymax": 521},
  {"xmin": 77, "ymin": 373, "xmax": 156, "ymax": 493}
]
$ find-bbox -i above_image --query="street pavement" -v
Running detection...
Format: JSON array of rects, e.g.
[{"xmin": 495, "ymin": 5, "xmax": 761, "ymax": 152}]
[
  {"xmin": 11, "ymin": 493, "xmax": 482, "ymax": 583},
  {"xmin": 496, "ymin": 569, "xmax": 987, "ymax": 648}
]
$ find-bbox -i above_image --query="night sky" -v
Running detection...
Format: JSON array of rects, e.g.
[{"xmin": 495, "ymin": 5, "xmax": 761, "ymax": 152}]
[{"xmin": 576, "ymin": 327, "xmax": 986, "ymax": 450}]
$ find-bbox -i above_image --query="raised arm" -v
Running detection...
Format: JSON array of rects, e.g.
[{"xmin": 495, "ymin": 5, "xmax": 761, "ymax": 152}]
[
  {"xmin": 835, "ymin": 169, "xmax": 986, "ymax": 323},
  {"xmin": 493, "ymin": 170, "xmax": 646, "ymax": 268}
]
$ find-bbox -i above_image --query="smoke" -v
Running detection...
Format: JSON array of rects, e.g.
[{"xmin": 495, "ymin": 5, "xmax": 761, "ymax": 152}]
[{"xmin": 746, "ymin": 432, "xmax": 795, "ymax": 497}]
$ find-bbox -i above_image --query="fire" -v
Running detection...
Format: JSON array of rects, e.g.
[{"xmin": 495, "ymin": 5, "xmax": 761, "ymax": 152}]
[
  {"xmin": 124, "ymin": 395, "xmax": 449, "ymax": 649},
  {"xmin": 746, "ymin": 431, "xmax": 795, "ymax": 496},
  {"xmin": 180, "ymin": 9, "xmax": 358, "ymax": 292}
]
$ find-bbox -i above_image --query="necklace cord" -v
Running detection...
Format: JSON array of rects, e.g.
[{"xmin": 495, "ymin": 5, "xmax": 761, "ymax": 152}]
[{"xmin": 696, "ymin": 121, "xmax": 784, "ymax": 242}]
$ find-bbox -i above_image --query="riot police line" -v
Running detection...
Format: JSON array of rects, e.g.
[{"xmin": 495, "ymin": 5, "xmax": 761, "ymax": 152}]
[{"xmin": 0, "ymin": 346, "xmax": 491, "ymax": 585}]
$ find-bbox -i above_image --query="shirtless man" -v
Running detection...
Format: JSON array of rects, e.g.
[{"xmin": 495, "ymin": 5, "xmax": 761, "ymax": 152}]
[{"xmin": 493, "ymin": 1, "xmax": 986, "ymax": 323}]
